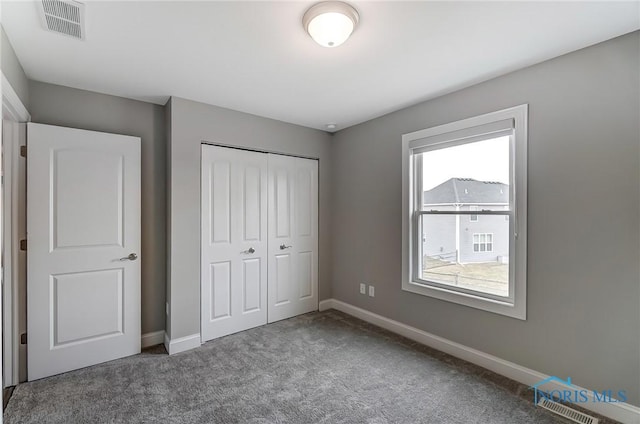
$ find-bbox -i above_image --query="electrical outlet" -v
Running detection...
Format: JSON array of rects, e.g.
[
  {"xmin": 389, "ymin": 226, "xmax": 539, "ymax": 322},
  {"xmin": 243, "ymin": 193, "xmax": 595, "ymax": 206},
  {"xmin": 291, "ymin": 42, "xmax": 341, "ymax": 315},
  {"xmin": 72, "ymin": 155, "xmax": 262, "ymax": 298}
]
[
  {"xmin": 368, "ymin": 285, "xmax": 375, "ymax": 297},
  {"xmin": 359, "ymin": 283, "xmax": 367, "ymax": 295}
]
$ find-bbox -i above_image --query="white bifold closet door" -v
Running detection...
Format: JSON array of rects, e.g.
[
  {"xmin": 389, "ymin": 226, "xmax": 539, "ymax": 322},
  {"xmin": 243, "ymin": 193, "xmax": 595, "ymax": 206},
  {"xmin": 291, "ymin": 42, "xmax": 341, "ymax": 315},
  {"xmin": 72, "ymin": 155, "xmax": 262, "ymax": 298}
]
[
  {"xmin": 201, "ymin": 145, "xmax": 318, "ymax": 343},
  {"xmin": 266, "ymin": 154, "xmax": 318, "ymax": 323},
  {"xmin": 201, "ymin": 146, "xmax": 268, "ymax": 342}
]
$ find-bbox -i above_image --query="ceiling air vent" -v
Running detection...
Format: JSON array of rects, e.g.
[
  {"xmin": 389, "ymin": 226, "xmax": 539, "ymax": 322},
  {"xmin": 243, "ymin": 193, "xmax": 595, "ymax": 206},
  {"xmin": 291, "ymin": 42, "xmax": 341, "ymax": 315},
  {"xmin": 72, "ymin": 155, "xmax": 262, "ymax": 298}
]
[{"xmin": 37, "ymin": 0, "xmax": 85, "ymax": 40}]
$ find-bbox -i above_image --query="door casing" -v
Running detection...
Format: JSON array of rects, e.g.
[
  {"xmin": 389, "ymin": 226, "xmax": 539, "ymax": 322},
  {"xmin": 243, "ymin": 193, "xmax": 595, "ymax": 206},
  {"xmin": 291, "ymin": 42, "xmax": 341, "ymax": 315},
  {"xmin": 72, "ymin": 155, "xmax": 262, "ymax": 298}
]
[{"xmin": 2, "ymin": 73, "xmax": 31, "ymax": 387}]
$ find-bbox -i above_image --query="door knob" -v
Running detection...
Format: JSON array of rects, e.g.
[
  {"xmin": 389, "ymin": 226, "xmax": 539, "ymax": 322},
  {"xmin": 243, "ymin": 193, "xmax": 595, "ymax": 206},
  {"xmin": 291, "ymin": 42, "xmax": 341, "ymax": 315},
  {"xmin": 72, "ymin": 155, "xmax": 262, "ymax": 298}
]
[
  {"xmin": 120, "ymin": 253, "xmax": 138, "ymax": 261},
  {"xmin": 279, "ymin": 244, "xmax": 292, "ymax": 250},
  {"xmin": 243, "ymin": 247, "xmax": 256, "ymax": 254}
]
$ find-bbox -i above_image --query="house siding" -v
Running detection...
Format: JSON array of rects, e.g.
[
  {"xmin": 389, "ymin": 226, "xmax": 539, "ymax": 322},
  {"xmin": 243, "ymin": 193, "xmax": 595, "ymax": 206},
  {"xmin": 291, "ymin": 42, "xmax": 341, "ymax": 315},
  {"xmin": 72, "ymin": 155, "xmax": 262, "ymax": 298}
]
[
  {"xmin": 422, "ymin": 215, "xmax": 456, "ymax": 261},
  {"xmin": 459, "ymin": 214, "xmax": 509, "ymax": 263},
  {"xmin": 422, "ymin": 204, "xmax": 509, "ymax": 264}
]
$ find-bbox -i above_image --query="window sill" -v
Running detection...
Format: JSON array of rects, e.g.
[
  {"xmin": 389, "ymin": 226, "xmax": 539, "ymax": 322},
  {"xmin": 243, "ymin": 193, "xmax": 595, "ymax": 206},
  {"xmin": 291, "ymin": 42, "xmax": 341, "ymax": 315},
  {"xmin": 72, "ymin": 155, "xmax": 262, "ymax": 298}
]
[{"xmin": 402, "ymin": 280, "xmax": 526, "ymax": 320}]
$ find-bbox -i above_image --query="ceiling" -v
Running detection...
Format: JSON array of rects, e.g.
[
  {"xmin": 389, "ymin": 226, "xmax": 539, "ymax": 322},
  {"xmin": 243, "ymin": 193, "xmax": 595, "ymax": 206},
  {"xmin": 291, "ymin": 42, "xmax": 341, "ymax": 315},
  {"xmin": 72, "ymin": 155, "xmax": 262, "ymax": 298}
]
[{"xmin": 2, "ymin": 1, "xmax": 639, "ymax": 132}]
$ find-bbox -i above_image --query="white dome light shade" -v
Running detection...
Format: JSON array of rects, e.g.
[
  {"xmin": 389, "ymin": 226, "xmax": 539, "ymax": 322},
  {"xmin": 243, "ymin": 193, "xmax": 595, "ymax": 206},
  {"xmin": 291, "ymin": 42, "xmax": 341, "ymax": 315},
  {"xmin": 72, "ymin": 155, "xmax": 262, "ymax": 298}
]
[
  {"xmin": 307, "ymin": 12, "xmax": 353, "ymax": 47},
  {"xmin": 303, "ymin": 2, "xmax": 359, "ymax": 48}
]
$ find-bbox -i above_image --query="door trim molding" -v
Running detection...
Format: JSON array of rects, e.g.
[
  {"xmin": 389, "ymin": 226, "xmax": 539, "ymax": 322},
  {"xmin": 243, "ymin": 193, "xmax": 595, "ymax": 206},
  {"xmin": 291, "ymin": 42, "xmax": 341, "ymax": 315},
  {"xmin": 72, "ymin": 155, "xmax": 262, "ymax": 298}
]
[
  {"xmin": 164, "ymin": 333, "xmax": 200, "ymax": 355},
  {"xmin": 2, "ymin": 74, "xmax": 29, "ymax": 387},
  {"xmin": 1, "ymin": 121, "xmax": 26, "ymax": 387},
  {"xmin": 318, "ymin": 298, "xmax": 640, "ymax": 424},
  {"xmin": 1, "ymin": 72, "xmax": 30, "ymax": 122}
]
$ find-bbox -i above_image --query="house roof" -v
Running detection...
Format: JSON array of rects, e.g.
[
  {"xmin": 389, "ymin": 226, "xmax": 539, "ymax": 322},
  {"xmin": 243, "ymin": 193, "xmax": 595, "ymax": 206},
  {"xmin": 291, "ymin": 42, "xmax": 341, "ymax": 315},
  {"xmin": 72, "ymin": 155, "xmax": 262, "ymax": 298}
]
[{"xmin": 423, "ymin": 178, "xmax": 509, "ymax": 205}]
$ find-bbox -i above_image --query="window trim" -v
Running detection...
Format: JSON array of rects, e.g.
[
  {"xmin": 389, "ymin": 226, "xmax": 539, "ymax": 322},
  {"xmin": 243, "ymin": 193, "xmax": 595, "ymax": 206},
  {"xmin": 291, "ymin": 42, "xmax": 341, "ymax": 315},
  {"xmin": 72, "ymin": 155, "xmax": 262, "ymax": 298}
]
[{"xmin": 401, "ymin": 104, "xmax": 527, "ymax": 320}]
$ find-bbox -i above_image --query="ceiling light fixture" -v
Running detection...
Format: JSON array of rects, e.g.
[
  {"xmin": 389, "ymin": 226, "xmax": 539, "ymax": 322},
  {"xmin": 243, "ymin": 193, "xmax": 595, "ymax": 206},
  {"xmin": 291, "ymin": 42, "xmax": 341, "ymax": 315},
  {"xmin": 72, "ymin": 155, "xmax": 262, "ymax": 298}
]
[{"xmin": 303, "ymin": 1, "xmax": 359, "ymax": 48}]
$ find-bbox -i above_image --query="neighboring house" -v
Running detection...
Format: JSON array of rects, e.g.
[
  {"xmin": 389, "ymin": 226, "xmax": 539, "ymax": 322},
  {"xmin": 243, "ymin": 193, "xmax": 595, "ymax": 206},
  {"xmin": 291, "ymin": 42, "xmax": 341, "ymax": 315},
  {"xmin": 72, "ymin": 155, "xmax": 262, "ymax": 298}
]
[{"xmin": 422, "ymin": 178, "xmax": 509, "ymax": 264}]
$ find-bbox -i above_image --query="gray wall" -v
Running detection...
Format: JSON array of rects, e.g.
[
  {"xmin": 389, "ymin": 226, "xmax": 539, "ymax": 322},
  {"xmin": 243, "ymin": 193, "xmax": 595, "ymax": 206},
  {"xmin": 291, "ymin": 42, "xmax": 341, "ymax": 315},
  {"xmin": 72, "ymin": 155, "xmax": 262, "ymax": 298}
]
[
  {"xmin": 166, "ymin": 97, "xmax": 332, "ymax": 339},
  {"xmin": 1, "ymin": 25, "xmax": 29, "ymax": 110},
  {"xmin": 28, "ymin": 81, "xmax": 167, "ymax": 336},
  {"xmin": 331, "ymin": 31, "xmax": 640, "ymax": 406}
]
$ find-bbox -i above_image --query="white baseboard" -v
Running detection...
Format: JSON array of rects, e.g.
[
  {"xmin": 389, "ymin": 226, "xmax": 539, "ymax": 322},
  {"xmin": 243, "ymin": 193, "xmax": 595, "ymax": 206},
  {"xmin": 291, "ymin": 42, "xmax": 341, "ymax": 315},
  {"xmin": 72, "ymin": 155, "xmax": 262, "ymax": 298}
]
[
  {"xmin": 141, "ymin": 330, "xmax": 165, "ymax": 349},
  {"xmin": 164, "ymin": 333, "xmax": 201, "ymax": 355},
  {"xmin": 318, "ymin": 299, "xmax": 333, "ymax": 311},
  {"xmin": 320, "ymin": 298, "xmax": 640, "ymax": 424}
]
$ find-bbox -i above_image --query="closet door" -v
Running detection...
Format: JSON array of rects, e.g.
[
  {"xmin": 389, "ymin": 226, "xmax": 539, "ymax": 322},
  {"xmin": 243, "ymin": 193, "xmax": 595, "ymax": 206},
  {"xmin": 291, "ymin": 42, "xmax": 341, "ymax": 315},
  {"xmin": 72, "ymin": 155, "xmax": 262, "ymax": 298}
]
[
  {"xmin": 201, "ymin": 145, "xmax": 268, "ymax": 342},
  {"xmin": 267, "ymin": 154, "xmax": 318, "ymax": 323}
]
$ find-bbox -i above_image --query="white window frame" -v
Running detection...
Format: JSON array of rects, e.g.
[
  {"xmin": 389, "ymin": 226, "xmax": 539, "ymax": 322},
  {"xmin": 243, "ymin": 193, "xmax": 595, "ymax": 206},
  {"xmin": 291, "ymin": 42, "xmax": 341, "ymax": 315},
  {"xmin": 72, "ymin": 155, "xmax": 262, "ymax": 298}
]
[{"xmin": 401, "ymin": 104, "xmax": 527, "ymax": 320}]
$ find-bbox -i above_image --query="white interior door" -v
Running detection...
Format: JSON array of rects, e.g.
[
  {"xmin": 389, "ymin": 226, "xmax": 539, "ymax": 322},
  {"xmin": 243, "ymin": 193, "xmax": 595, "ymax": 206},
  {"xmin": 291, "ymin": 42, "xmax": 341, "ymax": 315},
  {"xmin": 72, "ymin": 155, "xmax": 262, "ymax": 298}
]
[
  {"xmin": 267, "ymin": 154, "xmax": 318, "ymax": 323},
  {"xmin": 27, "ymin": 123, "xmax": 141, "ymax": 381},
  {"xmin": 201, "ymin": 145, "xmax": 268, "ymax": 342}
]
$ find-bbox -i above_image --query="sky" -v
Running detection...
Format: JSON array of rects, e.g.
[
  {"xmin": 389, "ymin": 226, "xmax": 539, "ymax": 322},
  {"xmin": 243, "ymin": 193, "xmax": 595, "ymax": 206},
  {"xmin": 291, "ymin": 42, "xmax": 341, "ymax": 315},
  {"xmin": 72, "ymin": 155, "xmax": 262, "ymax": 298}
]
[{"xmin": 421, "ymin": 136, "xmax": 510, "ymax": 191}]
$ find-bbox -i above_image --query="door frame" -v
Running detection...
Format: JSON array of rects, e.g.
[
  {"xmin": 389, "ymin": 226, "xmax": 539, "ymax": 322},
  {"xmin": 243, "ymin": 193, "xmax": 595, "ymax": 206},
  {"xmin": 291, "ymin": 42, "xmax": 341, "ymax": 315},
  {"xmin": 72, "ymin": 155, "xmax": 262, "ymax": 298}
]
[
  {"xmin": 2, "ymin": 72, "xmax": 30, "ymax": 388},
  {"xmin": 199, "ymin": 141, "xmax": 320, "ymax": 339}
]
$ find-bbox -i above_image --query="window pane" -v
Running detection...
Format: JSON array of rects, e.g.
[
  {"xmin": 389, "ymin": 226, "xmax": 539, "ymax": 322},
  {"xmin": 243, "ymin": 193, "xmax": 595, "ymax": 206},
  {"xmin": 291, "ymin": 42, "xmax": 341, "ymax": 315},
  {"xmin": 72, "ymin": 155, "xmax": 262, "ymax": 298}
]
[
  {"xmin": 420, "ymin": 136, "xmax": 510, "ymax": 212},
  {"xmin": 420, "ymin": 214, "xmax": 509, "ymax": 297}
]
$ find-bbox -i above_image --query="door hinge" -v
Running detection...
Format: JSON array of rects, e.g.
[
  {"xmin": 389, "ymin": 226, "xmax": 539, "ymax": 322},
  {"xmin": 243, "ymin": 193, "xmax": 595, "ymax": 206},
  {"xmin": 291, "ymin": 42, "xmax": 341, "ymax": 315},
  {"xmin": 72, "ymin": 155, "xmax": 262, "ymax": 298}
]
[
  {"xmin": 19, "ymin": 239, "xmax": 27, "ymax": 251},
  {"xmin": 20, "ymin": 145, "xmax": 26, "ymax": 158},
  {"xmin": 20, "ymin": 333, "xmax": 27, "ymax": 345}
]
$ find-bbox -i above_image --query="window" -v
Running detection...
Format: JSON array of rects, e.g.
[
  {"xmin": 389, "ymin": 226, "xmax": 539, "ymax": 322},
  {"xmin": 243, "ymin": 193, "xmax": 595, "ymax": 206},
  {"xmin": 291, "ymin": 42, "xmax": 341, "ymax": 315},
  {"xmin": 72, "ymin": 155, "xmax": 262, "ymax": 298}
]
[
  {"xmin": 473, "ymin": 233, "xmax": 493, "ymax": 252},
  {"xmin": 470, "ymin": 205, "xmax": 478, "ymax": 222},
  {"xmin": 402, "ymin": 105, "xmax": 527, "ymax": 319}
]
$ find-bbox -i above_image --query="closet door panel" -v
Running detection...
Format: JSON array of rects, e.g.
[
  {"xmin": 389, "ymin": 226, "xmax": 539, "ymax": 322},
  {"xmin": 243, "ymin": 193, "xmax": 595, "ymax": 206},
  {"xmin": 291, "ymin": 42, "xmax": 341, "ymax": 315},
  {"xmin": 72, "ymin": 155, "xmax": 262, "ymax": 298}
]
[
  {"xmin": 201, "ymin": 146, "xmax": 268, "ymax": 342},
  {"xmin": 267, "ymin": 154, "xmax": 318, "ymax": 323}
]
